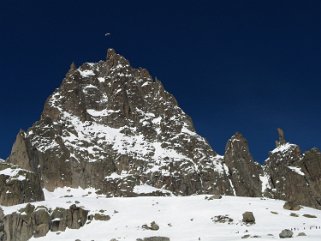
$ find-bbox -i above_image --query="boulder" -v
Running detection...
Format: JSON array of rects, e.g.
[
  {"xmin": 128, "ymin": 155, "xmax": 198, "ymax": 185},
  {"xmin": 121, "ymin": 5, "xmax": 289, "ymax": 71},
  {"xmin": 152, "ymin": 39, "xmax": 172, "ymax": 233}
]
[
  {"xmin": 279, "ymin": 229, "xmax": 293, "ymax": 238},
  {"xmin": 212, "ymin": 215, "xmax": 233, "ymax": 223},
  {"xmin": 242, "ymin": 212, "xmax": 255, "ymax": 224},
  {"xmin": 150, "ymin": 221, "xmax": 159, "ymax": 231},
  {"xmin": 94, "ymin": 213, "xmax": 110, "ymax": 221},
  {"xmin": 241, "ymin": 234, "xmax": 250, "ymax": 239},
  {"xmin": 142, "ymin": 237, "xmax": 170, "ymax": 241},
  {"xmin": 142, "ymin": 221, "xmax": 159, "ymax": 231},
  {"xmin": 33, "ymin": 207, "xmax": 50, "ymax": 237},
  {"xmin": 283, "ymin": 201, "xmax": 301, "ymax": 211},
  {"xmin": 68, "ymin": 204, "xmax": 89, "ymax": 229},
  {"xmin": 208, "ymin": 194, "xmax": 222, "ymax": 200},
  {"xmin": 50, "ymin": 207, "xmax": 69, "ymax": 232},
  {"xmin": 2, "ymin": 203, "xmax": 90, "ymax": 241},
  {"xmin": 303, "ymin": 214, "xmax": 317, "ymax": 218}
]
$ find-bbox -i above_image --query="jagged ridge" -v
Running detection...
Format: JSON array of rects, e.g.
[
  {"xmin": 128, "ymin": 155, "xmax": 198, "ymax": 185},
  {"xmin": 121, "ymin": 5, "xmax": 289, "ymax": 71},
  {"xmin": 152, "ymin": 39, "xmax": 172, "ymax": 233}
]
[{"xmin": 2, "ymin": 49, "xmax": 321, "ymax": 210}]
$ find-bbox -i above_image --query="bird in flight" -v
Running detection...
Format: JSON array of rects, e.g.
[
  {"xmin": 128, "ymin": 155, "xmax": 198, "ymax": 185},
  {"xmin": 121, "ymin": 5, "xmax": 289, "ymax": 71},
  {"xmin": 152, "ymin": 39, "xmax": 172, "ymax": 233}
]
[{"xmin": 105, "ymin": 33, "xmax": 111, "ymax": 37}]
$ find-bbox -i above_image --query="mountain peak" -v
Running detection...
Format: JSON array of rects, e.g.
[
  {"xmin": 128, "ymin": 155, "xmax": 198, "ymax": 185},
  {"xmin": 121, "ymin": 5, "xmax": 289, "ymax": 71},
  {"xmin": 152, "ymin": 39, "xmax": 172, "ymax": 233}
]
[
  {"xmin": 8, "ymin": 49, "xmax": 233, "ymax": 196},
  {"xmin": 230, "ymin": 132, "xmax": 246, "ymax": 142},
  {"xmin": 224, "ymin": 132, "xmax": 263, "ymax": 197},
  {"xmin": 106, "ymin": 48, "xmax": 117, "ymax": 59},
  {"xmin": 106, "ymin": 48, "xmax": 130, "ymax": 68}
]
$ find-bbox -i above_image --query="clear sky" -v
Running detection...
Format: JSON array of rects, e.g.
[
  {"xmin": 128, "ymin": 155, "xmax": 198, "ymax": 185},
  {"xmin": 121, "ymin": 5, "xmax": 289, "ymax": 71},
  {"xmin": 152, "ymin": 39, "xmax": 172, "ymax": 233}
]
[{"xmin": 1, "ymin": 0, "xmax": 320, "ymax": 162}]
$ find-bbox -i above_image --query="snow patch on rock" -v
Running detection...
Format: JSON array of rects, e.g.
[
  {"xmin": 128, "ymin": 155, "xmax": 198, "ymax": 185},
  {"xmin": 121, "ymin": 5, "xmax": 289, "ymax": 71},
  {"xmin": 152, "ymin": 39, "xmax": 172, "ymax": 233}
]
[
  {"xmin": 271, "ymin": 143, "xmax": 297, "ymax": 154},
  {"xmin": 0, "ymin": 167, "xmax": 29, "ymax": 181},
  {"xmin": 133, "ymin": 184, "xmax": 172, "ymax": 195},
  {"xmin": 288, "ymin": 166, "xmax": 305, "ymax": 176},
  {"xmin": 78, "ymin": 69, "xmax": 95, "ymax": 77},
  {"xmin": 259, "ymin": 173, "xmax": 271, "ymax": 193}
]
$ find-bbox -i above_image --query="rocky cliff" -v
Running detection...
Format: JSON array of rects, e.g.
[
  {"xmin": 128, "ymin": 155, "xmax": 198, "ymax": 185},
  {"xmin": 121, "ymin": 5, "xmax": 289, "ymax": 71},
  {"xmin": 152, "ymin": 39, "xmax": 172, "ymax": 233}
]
[
  {"xmin": 263, "ymin": 129, "xmax": 321, "ymax": 208},
  {"xmin": 0, "ymin": 162, "xmax": 44, "ymax": 206},
  {"xmin": 3, "ymin": 49, "xmax": 321, "ymax": 210},
  {"xmin": 223, "ymin": 132, "xmax": 263, "ymax": 197},
  {"xmin": 0, "ymin": 203, "xmax": 92, "ymax": 241}
]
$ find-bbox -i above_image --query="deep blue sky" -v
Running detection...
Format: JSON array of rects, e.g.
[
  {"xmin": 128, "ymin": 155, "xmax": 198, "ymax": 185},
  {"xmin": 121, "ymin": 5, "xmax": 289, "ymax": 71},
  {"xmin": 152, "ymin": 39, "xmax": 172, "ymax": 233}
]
[{"xmin": 1, "ymin": 0, "xmax": 320, "ymax": 162}]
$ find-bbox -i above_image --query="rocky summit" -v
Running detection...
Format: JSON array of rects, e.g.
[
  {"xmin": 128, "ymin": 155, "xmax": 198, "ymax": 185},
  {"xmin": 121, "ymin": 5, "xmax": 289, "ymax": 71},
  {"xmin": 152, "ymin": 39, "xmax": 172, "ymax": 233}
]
[
  {"xmin": 2, "ymin": 49, "xmax": 321, "ymax": 210},
  {"xmin": 264, "ymin": 132, "xmax": 321, "ymax": 208},
  {"xmin": 7, "ymin": 49, "xmax": 233, "ymax": 198}
]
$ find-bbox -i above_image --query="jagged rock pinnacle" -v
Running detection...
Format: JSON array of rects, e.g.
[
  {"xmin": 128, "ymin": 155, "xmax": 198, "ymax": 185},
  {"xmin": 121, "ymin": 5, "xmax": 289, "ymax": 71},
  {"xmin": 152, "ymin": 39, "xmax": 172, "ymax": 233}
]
[
  {"xmin": 106, "ymin": 48, "xmax": 130, "ymax": 68},
  {"xmin": 276, "ymin": 128, "xmax": 286, "ymax": 147},
  {"xmin": 106, "ymin": 48, "xmax": 116, "ymax": 59},
  {"xmin": 224, "ymin": 132, "xmax": 263, "ymax": 197},
  {"xmin": 70, "ymin": 62, "xmax": 76, "ymax": 71},
  {"xmin": 231, "ymin": 132, "xmax": 245, "ymax": 141},
  {"xmin": 65, "ymin": 62, "xmax": 77, "ymax": 77}
]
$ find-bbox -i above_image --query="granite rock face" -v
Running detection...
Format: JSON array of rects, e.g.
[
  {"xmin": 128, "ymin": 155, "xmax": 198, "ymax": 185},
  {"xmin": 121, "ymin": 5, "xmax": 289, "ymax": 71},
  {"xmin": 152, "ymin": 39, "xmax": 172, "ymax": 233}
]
[
  {"xmin": 263, "ymin": 129, "xmax": 321, "ymax": 209},
  {"xmin": 301, "ymin": 148, "xmax": 321, "ymax": 205},
  {"xmin": 8, "ymin": 49, "xmax": 234, "ymax": 197},
  {"xmin": 2, "ymin": 204, "xmax": 89, "ymax": 241},
  {"xmin": 0, "ymin": 162, "xmax": 44, "ymax": 206},
  {"xmin": 223, "ymin": 133, "xmax": 263, "ymax": 197}
]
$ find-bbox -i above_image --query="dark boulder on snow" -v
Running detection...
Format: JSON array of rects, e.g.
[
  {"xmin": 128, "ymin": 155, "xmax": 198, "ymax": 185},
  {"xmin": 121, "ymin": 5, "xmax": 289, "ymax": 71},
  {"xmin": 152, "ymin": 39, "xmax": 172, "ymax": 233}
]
[
  {"xmin": 140, "ymin": 237, "xmax": 170, "ymax": 241},
  {"xmin": 283, "ymin": 201, "xmax": 301, "ymax": 211},
  {"xmin": 242, "ymin": 212, "xmax": 255, "ymax": 224},
  {"xmin": 223, "ymin": 132, "xmax": 263, "ymax": 197},
  {"xmin": 279, "ymin": 229, "xmax": 293, "ymax": 238}
]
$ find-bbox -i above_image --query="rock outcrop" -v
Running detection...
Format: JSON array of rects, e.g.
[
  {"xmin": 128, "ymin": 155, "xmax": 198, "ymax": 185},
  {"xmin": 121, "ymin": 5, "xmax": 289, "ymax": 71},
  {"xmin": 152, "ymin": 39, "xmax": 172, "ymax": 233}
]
[
  {"xmin": 283, "ymin": 201, "xmax": 301, "ymax": 211},
  {"xmin": 138, "ymin": 238, "xmax": 170, "ymax": 241},
  {"xmin": 301, "ymin": 148, "xmax": 321, "ymax": 205},
  {"xmin": 223, "ymin": 133, "xmax": 263, "ymax": 197},
  {"xmin": 0, "ymin": 162, "xmax": 44, "ymax": 206},
  {"xmin": 279, "ymin": 229, "xmax": 293, "ymax": 238},
  {"xmin": 2, "ymin": 203, "xmax": 90, "ymax": 241},
  {"xmin": 242, "ymin": 211, "xmax": 255, "ymax": 224},
  {"xmin": 264, "ymin": 129, "xmax": 321, "ymax": 209}
]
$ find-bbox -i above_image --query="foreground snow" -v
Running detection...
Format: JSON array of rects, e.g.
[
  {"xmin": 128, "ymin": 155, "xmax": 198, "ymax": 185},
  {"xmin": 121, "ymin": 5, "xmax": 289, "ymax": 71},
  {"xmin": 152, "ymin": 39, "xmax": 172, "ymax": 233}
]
[{"xmin": 3, "ymin": 187, "xmax": 321, "ymax": 241}]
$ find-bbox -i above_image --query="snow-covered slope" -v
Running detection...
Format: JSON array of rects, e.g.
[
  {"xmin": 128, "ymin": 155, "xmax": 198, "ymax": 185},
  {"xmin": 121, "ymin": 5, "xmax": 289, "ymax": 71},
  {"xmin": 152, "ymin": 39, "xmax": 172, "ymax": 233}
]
[{"xmin": 2, "ymin": 188, "xmax": 321, "ymax": 241}]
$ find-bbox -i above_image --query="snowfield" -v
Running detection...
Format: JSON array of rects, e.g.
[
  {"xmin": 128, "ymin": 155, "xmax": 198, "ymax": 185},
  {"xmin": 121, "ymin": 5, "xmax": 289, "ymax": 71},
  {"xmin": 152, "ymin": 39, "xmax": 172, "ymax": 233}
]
[{"xmin": 2, "ymin": 188, "xmax": 321, "ymax": 241}]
